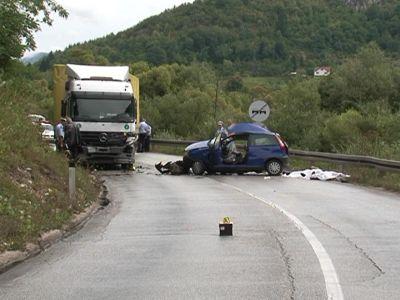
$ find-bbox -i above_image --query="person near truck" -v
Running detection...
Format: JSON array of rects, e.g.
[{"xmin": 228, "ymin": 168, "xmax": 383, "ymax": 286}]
[
  {"xmin": 144, "ymin": 121, "xmax": 152, "ymax": 152},
  {"xmin": 138, "ymin": 119, "xmax": 151, "ymax": 152},
  {"xmin": 55, "ymin": 118, "xmax": 66, "ymax": 151},
  {"xmin": 64, "ymin": 117, "xmax": 81, "ymax": 160}
]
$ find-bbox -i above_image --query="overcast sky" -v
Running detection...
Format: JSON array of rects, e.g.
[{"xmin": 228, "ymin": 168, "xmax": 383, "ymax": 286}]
[{"xmin": 26, "ymin": 0, "xmax": 194, "ymax": 57}]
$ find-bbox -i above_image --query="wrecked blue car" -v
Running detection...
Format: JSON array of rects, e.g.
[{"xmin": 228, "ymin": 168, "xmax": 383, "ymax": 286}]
[{"xmin": 184, "ymin": 122, "xmax": 289, "ymax": 175}]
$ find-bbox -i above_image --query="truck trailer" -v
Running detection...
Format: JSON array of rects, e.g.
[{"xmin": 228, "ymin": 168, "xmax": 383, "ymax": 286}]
[{"xmin": 53, "ymin": 64, "xmax": 140, "ymax": 168}]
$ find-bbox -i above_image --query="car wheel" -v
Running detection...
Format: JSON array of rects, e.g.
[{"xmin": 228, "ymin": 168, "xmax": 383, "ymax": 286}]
[
  {"xmin": 192, "ymin": 161, "xmax": 205, "ymax": 175},
  {"xmin": 183, "ymin": 155, "xmax": 192, "ymax": 173},
  {"xmin": 265, "ymin": 159, "xmax": 283, "ymax": 176}
]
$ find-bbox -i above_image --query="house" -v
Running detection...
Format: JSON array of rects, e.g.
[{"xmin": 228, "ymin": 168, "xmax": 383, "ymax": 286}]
[{"xmin": 314, "ymin": 66, "xmax": 331, "ymax": 76}]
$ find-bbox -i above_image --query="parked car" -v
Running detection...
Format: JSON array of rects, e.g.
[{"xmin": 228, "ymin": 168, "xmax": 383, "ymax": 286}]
[
  {"xmin": 40, "ymin": 122, "xmax": 54, "ymax": 141},
  {"xmin": 184, "ymin": 122, "xmax": 289, "ymax": 175}
]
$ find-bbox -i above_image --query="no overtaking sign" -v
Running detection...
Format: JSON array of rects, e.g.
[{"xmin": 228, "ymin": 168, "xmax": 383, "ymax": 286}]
[{"xmin": 249, "ymin": 100, "xmax": 270, "ymax": 122}]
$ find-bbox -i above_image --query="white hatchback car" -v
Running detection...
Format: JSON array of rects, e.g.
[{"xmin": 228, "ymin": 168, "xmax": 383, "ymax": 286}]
[{"xmin": 41, "ymin": 123, "xmax": 54, "ymax": 141}]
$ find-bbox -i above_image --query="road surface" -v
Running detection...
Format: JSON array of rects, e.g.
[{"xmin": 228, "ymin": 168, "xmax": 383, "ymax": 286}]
[{"xmin": 1, "ymin": 153, "xmax": 400, "ymax": 299}]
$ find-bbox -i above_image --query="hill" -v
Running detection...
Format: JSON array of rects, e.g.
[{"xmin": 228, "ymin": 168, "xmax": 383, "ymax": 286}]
[
  {"xmin": 21, "ymin": 52, "xmax": 48, "ymax": 65},
  {"xmin": 43, "ymin": 0, "xmax": 400, "ymax": 75}
]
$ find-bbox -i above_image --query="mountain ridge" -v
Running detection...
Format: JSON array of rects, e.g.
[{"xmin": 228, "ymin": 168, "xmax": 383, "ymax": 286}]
[{"xmin": 43, "ymin": 0, "xmax": 400, "ymax": 76}]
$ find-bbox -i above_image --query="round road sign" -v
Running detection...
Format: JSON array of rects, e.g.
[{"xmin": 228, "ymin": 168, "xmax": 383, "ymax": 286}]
[{"xmin": 248, "ymin": 100, "xmax": 270, "ymax": 122}]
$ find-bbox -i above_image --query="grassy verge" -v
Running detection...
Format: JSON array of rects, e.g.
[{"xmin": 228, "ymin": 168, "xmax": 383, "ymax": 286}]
[{"xmin": 0, "ymin": 80, "xmax": 99, "ymax": 252}]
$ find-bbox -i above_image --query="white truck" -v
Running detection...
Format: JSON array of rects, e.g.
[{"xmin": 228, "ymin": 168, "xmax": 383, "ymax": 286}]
[{"xmin": 53, "ymin": 64, "xmax": 140, "ymax": 168}]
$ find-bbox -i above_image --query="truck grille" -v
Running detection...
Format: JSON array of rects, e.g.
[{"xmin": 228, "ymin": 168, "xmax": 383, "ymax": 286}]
[{"xmin": 81, "ymin": 132, "xmax": 126, "ymax": 146}]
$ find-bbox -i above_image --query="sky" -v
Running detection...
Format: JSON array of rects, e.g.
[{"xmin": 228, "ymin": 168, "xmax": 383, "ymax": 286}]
[{"xmin": 25, "ymin": 0, "xmax": 194, "ymax": 57}]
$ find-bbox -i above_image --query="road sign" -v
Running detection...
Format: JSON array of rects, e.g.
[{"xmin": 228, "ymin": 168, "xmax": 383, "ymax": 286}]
[{"xmin": 249, "ymin": 100, "xmax": 270, "ymax": 122}]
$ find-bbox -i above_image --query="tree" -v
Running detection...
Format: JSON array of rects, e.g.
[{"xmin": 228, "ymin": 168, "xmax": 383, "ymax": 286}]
[
  {"xmin": 319, "ymin": 43, "xmax": 395, "ymax": 112},
  {"xmin": 0, "ymin": 0, "xmax": 67, "ymax": 68},
  {"xmin": 268, "ymin": 80, "xmax": 325, "ymax": 150}
]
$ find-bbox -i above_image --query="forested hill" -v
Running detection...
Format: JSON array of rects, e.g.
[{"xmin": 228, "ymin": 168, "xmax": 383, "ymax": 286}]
[{"xmin": 42, "ymin": 0, "xmax": 400, "ymax": 75}]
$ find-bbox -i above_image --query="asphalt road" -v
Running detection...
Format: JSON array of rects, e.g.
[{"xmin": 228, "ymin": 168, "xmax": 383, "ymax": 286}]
[{"xmin": 1, "ymin": 153, "xmax": 400, "ymax": 299}]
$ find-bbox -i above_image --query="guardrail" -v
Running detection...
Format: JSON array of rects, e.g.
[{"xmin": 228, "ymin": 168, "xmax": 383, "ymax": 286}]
[{"xmin": 151, "ymin": 138, "xmax": 400, "ymax": 172}]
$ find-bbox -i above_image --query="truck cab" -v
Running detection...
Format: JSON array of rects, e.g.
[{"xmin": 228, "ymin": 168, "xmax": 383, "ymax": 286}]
[{"xmin": 55, "ymin": 64, "xmax": 139, "ymax": 168}]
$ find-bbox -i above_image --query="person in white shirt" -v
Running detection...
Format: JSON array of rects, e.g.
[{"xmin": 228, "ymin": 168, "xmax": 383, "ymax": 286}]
[
  {"xmin": 138, "ymin": 119, "xmax": 151, "ymax": 152},
  {"xmin": 55, "ymin": 118, "xmax": 66, "ymax": 151}
]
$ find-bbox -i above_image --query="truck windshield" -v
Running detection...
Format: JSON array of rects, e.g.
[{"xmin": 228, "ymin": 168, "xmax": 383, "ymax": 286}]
[{"xmin": 72, "ymin": 98, "xmax": 135, "ymax": 123}]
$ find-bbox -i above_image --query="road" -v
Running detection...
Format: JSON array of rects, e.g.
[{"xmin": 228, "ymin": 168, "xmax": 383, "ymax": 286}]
[{"xmin": 1, "ymin": 153, "xmax": 400, "ymax": 299}]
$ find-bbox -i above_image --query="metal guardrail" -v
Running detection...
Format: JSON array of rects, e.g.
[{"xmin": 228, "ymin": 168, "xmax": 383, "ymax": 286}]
[{"xmin": 151, "ymin": 138, "xmax": 400, "ymax": 172}]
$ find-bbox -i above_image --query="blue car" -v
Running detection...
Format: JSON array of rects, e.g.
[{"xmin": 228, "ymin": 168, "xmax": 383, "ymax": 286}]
[{"xmin": 184, "ymin": 122, "xmax": 289, "ymax": 175}]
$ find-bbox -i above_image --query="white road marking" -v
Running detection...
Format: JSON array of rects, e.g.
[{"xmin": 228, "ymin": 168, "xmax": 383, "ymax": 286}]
[{"xmin": 220, "ymin": 182, "xmax": 344, "ymax": 300}]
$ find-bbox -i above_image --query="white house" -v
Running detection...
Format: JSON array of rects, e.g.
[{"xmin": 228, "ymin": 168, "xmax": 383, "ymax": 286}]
[{"xmin": 314, "ymin": 66, "xmax": 331, "ymax": 76}]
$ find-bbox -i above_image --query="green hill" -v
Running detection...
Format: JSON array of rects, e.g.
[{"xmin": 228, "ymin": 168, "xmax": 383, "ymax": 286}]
[{"xmin": 43, "ymin": 0, "xmax": 400, "ymax": 75}]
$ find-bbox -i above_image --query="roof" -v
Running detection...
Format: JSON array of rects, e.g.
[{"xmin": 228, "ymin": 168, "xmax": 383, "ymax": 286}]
[
  {"xmin": 66, "ymin": 64, "xmax": 130, "ymax": 81},
  {"xmin": 314, "ymin": 66, "xmax": 331, "ymax": 73},
  {"xmin": 227, "ymin": 122, "xmax": 274, "ymax": 135}
]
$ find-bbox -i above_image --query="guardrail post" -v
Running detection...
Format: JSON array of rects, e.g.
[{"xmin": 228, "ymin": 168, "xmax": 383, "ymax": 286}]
[{"xmin": 69, "ymin": 160, "xmax": 76, "ymax": 202}]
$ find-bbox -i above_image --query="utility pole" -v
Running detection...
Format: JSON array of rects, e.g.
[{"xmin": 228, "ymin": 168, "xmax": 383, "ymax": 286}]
[{"xmin": 214, "ymin": 78, "xmax": 219, "ymax": 122}]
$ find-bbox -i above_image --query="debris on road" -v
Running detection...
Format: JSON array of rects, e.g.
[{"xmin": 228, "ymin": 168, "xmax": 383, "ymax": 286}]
[
  {"xmin": 283, "ymin": 168, "xmax": 350, "ymax": 182},
  {"xmin": 155, "ymin": 161, "xmax": 190, "ymax": 175}
]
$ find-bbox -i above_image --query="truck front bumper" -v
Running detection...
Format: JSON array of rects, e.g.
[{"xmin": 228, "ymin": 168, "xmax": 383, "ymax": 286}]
[{"xmin": 80, "ymin": 145, "xmax": 135, "ymax": 165}]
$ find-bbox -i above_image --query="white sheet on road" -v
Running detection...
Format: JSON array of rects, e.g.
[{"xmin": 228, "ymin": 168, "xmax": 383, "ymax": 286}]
[{"xmin": 283, "ymin": 168, "xmax": 350, "ymax": 181}]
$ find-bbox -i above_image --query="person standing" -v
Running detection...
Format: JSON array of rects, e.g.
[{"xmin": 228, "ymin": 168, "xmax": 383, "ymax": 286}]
[
  {"xmin": 144, "ymin": 121, "xmax": 152, "ymax": 152},
  {"xmin": 55, "ymin": 118, "xmax": 66, "ymax": 151},
  {"xmin": 138, "ymin": 119, "xmax": 151, "ymax": 152},
  {"xmin": 64, "ymin": 117, "xmax": 81, "ymax": 160},
  {"xmin": 216, "ymin": 120, "xmax": 228, "ymax": 139}
]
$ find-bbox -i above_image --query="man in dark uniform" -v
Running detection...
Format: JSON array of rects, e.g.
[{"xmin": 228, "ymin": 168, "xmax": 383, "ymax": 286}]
[{"xmin": 64, "ymin": 117, "xmax": 81, "ymax": 160}]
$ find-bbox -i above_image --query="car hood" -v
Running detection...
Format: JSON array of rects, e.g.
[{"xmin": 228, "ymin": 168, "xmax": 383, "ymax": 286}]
[{"xmin": 185, "ymin": 140, "xmax": 208, "ymax": 151}]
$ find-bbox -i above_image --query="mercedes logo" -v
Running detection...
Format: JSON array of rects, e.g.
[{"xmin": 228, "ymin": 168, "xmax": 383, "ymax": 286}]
[{"xmin": 99, "ymin": 133, "xmax": 108, "ymax": 143}]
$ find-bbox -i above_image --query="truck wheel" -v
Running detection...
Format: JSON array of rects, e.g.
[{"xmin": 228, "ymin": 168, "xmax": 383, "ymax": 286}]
[
  {"xmin": 265, "ymin": 159, "xmax": 283, "ymax": 176},
  {"xmin": 122, "ymin": 164, "xmax": 133, "ymax": 170},
  {"xmin": 192, "ymin": 161, "xmax": 205, "ymax": 175}
]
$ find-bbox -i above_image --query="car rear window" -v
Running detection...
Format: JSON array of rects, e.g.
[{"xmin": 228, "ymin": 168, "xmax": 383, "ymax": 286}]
[{"xmin": 249, "ymin": 134, "xmax": 278, "ymax": 146}]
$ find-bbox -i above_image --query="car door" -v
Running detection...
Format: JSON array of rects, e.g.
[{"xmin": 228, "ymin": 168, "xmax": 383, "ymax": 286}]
[
  {"xmin": 247, "ymin": 134, "xmax": 281, "ymax": 166},
  {"xmin": 208, "ymin": 136, "xmax": 224, "ymax": 167},
  {"xmin": 213, "ymin": 134, "xmax": 249, "ymax": 171}
]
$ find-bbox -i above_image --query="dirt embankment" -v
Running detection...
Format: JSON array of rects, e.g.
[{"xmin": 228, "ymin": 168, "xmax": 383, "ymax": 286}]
[{"xmin": 0, "ymin": 81, "xmax": 100, "ymax": 253}]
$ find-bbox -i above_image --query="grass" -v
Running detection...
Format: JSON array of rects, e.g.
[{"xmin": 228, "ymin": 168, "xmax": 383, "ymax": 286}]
[
  {"xmin": 242, "ymin": 76, "xmax": 289, "ymax": 91},
  {"xmin": 0, "ymin": 81, "xmax": 99, "ymax": 252},
  {"xmin": 150, "ymin": 144, "xmax": 186, "ymax": 156}
]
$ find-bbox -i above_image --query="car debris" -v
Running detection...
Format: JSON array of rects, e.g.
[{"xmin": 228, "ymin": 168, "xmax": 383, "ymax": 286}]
[{"xmin": 155, "ymin": 160, "xmax": 190, "ymax": 175}]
